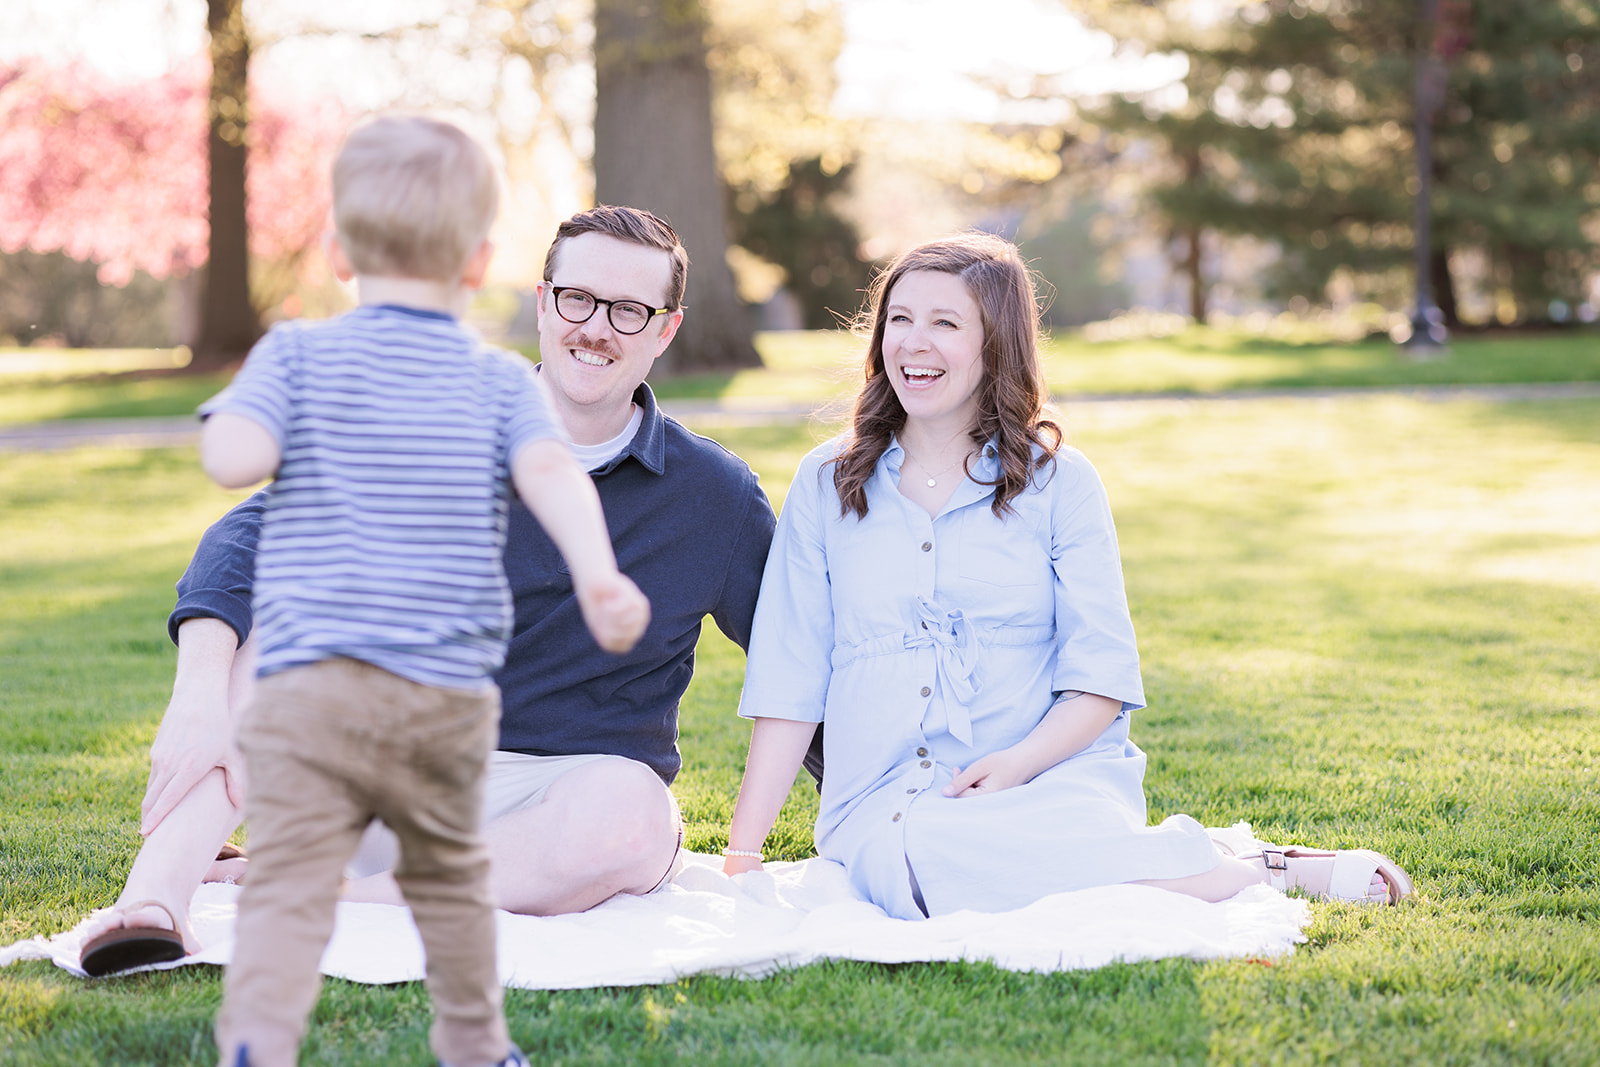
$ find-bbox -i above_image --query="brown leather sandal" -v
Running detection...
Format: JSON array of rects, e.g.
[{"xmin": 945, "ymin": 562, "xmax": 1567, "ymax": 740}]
[{"xmin": 79, "ymin": 899, "xmax": 188, "ymax": 977}]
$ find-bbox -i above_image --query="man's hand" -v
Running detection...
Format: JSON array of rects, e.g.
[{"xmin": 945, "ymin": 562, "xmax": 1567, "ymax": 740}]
[
  {"xmin": 140, "ymin": 619, "xmax": 248, "ymax": 834},
  {"xmin": 942, "ymin": 747, "xmax": 1035, "ymax": 799},
  {"xmin": 141, "ymin": 692, "xmax": 246, "ymax": 833},
  {"xmin": 575, "ymin": 572, "xmax": 651, "ymax": 653}
]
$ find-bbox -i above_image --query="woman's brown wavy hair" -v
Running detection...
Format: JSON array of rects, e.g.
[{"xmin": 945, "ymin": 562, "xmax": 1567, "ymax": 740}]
[{"xmin": 832, "ymin": 232, "xmax": 1061, "ymax": 519}]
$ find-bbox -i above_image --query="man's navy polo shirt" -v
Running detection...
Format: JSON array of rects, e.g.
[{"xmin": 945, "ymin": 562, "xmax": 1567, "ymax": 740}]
[{"xmin": 170, "ymin": 383, "xmax": 778, "ymax": 785}]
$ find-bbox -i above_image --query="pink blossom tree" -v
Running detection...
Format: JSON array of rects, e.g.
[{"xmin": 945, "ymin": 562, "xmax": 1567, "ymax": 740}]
[{"xmin": 0, "ymin": 57, "xmax": 342, "ymax": 362}]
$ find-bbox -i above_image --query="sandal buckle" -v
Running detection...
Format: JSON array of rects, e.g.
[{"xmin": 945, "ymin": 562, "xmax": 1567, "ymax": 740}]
[{"xmin": 1261, "ymin": 848, "xmax": 1288, "ymax": 873}]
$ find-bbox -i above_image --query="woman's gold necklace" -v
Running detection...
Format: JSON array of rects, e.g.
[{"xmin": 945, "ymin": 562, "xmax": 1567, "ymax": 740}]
[{"xmin": 903, "ymin": 446, "xmax": 970, "ymax": 488}]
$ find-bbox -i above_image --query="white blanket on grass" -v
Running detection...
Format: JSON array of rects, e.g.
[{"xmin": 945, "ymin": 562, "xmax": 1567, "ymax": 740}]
[{"xmin": 3, "ymin": 849, "xmax": 1309, "ymax": 987}]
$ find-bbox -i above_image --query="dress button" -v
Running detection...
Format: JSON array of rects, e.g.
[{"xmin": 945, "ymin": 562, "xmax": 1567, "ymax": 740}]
[
  {"xmin": 916, "ymin": 747, "xmax": 928, "ymax": 757},
  {"xmin": 920, "ymin": 686, "xmax": 931, "ymax": 697},
  {"xmin": 906, "ymin": 787, "xmax": 917, "ymax": 794},
  {"xmin": 920, "ymin": 760, "xmax": 931, "ymax": 769},
  {"xmin": 892, "ymin": 812, "xmax": 902, "ymax": 822},
  {"xmin": 921, "ymin": 541, "xmax": 932, "ymax": 552}
]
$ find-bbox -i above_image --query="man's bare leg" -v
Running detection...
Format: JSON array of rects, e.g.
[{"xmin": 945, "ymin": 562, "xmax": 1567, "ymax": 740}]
[
  {"xmin": 77, "ymin": 770, "xmax": 245, "ymax": 952},
  {"xmin": 344, "ymin": 756, "xmax": 679, "ymax": 916},
  {"xmin": 78, "ymin": 626, "xmax": 254, "ymax": 954}
]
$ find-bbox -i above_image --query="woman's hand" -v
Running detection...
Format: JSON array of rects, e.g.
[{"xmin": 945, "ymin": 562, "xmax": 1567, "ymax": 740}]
[
  {"xmin": 722, "ymin": 853, "xmax": 765, "ymax": 876},
  {"xmin": 942, "ymin": 747, "xmax": 1036, "ymax": 798},
  {"xmin": 721, "ymin": 717, "xmax": 818, "ymax": 879},
  {"xmin": 942, "ymin": 692, "xmax": 1125, "ymax": 800}
]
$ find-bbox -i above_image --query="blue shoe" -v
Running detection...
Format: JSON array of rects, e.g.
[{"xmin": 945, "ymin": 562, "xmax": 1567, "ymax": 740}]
[{"xmin": 440, "ymin": 1046, "xmax": 529, "ymax": 1067}]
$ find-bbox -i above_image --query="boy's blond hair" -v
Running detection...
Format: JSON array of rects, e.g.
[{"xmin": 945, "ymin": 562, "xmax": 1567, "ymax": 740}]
[{"xmin": 332, "ymin": 115, "xmax": 498, "ymax": 283}]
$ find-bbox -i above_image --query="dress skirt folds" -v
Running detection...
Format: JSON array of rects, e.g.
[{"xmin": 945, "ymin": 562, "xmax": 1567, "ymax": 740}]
[{"xmin": 738, "ymin": 437, "xmax": 1220, "ymax": 921}]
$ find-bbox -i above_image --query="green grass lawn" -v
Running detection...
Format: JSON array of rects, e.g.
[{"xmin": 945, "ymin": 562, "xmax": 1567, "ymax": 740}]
[
  {"xmin": 6, "ymin": 326, "xmax": 1599, "ymax": 425},
  {"xmin": 3, "ymin": 394, "xmax": 1598, "ymax": 1064}
]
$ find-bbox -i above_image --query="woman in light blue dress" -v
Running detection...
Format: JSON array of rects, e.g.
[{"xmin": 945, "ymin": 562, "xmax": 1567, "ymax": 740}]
[{"xmin": 722, "ymin": 234, "xmax": 1412, "ymax": 920}]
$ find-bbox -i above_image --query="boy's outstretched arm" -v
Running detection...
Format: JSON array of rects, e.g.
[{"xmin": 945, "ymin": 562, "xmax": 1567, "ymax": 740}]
[
  {"xmin": 511, "ymin": 438, "xmax": 650, "ymax": 653},
  {"xmin": 200, "ymin": 413, "xmax": 281, "ymax": 488}
]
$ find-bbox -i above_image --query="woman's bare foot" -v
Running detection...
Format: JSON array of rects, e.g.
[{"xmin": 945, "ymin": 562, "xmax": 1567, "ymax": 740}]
[{"xmin": 204, "ymin": 843, "xmax": 248, "ymax": 885}]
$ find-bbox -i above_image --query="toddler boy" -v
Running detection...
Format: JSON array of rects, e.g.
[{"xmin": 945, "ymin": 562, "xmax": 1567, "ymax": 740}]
[{"xmin": 199, "ymin": 115, "xmax": 649, "ymax": 1067}]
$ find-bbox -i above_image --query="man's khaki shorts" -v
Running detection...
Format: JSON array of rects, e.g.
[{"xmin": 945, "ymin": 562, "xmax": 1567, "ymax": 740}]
[{"xmin": 346, "ymin": 750, "xmax": 684, "ymax": 892}]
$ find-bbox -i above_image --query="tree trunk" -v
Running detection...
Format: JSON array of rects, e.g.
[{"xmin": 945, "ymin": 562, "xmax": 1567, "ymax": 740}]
[
  {"xmin": 1430, "ymin": 246, "xmax": 1458, "ymax": 327},
  {"xmin": 593, "ymin": 0, "xmax": 761, "ymax": 373},
  {"xmin": 1184, "ymin": 227, "xmax": 1207, "ymax": 324},
  {"xmin": 1178, "ymin": 148, "xmax": 1207, "ymax": 324},
  {"xmin": 193, "ymin": 0, "xmax": 260, "ymax": 370}
]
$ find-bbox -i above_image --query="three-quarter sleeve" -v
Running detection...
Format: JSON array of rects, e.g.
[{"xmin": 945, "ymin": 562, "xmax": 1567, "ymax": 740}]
[
  {"xmin": 736, "ymin": 448, "xmax": 838, "ymax": 724},
  {"xmin": 1047, "ymin": 449, "xmax": 1146, "ymax": 712}
]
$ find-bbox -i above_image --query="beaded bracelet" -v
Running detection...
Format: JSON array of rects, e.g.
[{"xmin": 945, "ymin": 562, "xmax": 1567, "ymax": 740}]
[{"xmin": 721, "ymin": 847, "xmax": 764, "ymax": 861}]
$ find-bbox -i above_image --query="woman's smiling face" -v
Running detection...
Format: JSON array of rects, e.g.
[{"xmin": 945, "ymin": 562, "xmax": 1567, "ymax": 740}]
[{"xmin": 881, "ymin": 269, "xmax": 986, "ymax": 433}]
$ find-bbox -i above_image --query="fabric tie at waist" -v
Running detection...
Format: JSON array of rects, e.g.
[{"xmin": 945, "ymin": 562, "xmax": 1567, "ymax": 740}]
[{"xmin": 906, "ymin": 597, "xmax": 980, "ymax": 745}]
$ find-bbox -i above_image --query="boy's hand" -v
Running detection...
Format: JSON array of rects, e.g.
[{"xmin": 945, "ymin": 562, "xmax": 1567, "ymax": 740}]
[{"xmin": 575, "ymin": 571, "xmax": 651, "ymax": 653}]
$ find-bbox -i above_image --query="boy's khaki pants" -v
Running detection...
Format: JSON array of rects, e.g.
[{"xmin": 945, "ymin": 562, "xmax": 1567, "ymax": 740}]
[{"xmin": 215, "ymin": 658, "xmax": 509, "ymax": 1067}]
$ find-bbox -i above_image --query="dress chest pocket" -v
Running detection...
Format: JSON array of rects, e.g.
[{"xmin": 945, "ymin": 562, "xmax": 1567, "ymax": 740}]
[{"xmin": 955, "ymin": 507, "xmax": 1049, "ymax": 588}]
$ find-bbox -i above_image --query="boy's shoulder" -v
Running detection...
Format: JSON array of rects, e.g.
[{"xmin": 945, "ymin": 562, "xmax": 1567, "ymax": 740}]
[
  {"xmin": 274, "ymin": 304, "xmax": 464, "ymax": 340},
  {"xmin": 273, "ymin": 307, "xmax": 532, "ymax": 372}
]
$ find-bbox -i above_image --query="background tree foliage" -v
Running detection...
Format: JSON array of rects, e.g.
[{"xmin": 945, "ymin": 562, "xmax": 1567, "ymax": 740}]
[
  {"xmin": 1075, "ymin": 0, "xmax": 1600, "ymax": 325},
  {"xmin": 711, "ymin": 0, "xmax": 870, "ymax": 330},
  {"xmin": 593, "ymin": 0, "xmax": 760, "ymax": 372},
  {"xmin": 729, "ymin": 156, "xmax": 870, "ymax": 329},
  {"xmin": 332, "ymin": 0, "xmax": 862, "ymax": 369},
  {"xmin": 0, "ymin": 55, "xmax": 340, "ymax": 352}
]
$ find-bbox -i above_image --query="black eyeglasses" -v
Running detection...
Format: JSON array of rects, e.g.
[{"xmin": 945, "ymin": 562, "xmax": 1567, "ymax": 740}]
[{"xmin": 549, "ymin": 286, "xmax": 674, "ymax": 335}]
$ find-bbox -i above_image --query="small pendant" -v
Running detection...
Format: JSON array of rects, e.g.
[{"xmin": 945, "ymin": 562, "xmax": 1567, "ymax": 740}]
[{"xmin": 926, "ymin": 477, "xmax": 937, "ymax": 488}]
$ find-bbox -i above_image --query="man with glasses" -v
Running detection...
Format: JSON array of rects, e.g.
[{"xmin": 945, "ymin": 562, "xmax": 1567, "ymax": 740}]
[{"xmin": 78, "ymin": 207, "xmax": 787, "ymax": 972}]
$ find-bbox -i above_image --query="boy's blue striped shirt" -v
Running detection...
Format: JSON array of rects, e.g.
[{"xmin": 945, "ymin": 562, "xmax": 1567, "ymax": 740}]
[{"xmin": 200, "ymin": 304, "xmax": 567, "ymax": 689}]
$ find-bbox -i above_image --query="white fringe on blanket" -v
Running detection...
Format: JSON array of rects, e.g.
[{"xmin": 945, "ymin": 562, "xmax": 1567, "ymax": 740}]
[{"xmin": 4, "ymin": 833, "xmax": 1308, "ymax": 988}]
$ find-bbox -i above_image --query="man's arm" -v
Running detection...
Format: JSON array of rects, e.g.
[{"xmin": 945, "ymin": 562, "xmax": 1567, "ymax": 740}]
[
  {"xmin": 168, "ymin": 491, "xmax": 268, "ymax": 646},
  {"xmin": 142, "ymin": 493, "xmax": 269, "ymax": 833},
  {"xmin": 707, "ymin": 473, "xmax": 776, "ymax": 652},
  {"xmin": 141, "ymin": 618, "xmax": 248, "ymax": 832}
]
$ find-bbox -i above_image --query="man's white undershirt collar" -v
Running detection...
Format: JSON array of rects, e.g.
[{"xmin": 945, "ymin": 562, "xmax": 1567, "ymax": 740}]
[{"xmin": 568, "ymin": 403, "xmax": 643, "ymax": 472}]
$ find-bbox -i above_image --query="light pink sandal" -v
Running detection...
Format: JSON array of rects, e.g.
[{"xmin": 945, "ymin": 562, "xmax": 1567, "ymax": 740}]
[{"xmin": 1250, "ymin": 845, "xmax": 1414, "ymax": 905}]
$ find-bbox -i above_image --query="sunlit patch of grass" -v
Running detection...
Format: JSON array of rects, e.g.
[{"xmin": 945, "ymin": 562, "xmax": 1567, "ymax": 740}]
[
  {"xmin": 0, "ymin": 374, "xmax": 233, "ymax": 425},
  {"xmin": 10, "ymin": 330, "xmax": 1600, "ymax": 428},
  {"xmin": 3, "ymin": 396, "xmax": 1598, "ymax": 1064},
  {"xmin": 0, "ymin": 347, "xmax": 193, "ymax": 380},
  {"xmin": 1042, "ymin": 327, "xmax": 1600, "ymax": 395}
]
